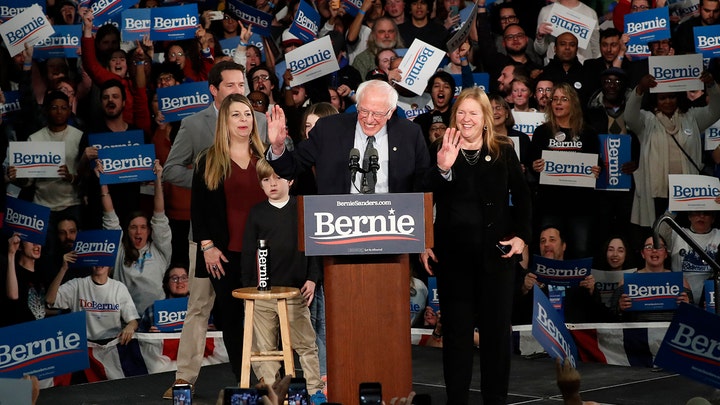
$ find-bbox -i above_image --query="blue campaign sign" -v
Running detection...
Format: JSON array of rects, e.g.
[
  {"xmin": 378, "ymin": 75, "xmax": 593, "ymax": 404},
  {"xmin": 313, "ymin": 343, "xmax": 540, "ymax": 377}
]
[
  {"xmin": 450, "ymin": 73, "xmax": 490, "ymax": 98},
  {"xmin": 4, "ymin": 197, "xmax": 51, "ymax": 246},
  {"xmin": 89, "ymin": 130, "xmax": 144, "ymax": 150},
  {"xmin": 624, "ymin": 7, "xmax": 671, "ymax": 46},
  {"xmin": 706, "ymin": 280, "xmax": 716, "ymax": 314},
  {"xmin": 289, "ymin": 1, "xmax": 320, "ymax": 44},
  {"xmin": 157, "ymin": 81, "xmax": 212, "ymax": 123},
  {"xmin": 150, "ymin": 4, "xmax": 198, "ymax": 41},
  {"xmin": 226, "ymin": 0, "xmax": 273, "ymax": 38},
  {"xmin": 427, "ymin": 276, "xmax": 439, "ymax": 313},
  {"xmin": 597, "ymin": 134, "xmax": 631, "ymax": 191},
  {"xmin": 33, "ymin": 25, "xmax": 81, "ymax": 59},
  {"xmin": 655, "ymin": 303, "xmax": 720, "ymax": 389},
  {"xmin": 0, "ymin": 312, "xmax": 88, "ymax": 379},
  {"xmin": 532, "ymin": 285, "xmax": 579, "ymax": 368},
  {"xmin": 341, "ymin": 0, "xmax": 363, "ymax": 17},
  {"xmin": 0, "ymin": 0, "xmax": 44, "ymax": 23},
  {"xmin": 303, "ymin": 193, "xmax": 426, "ymax": 256},
  {"xmin": 154, "ymin": 296, "xmax": 189, "ymax": 332},
  {"xmin": 219, "ymin": 36, "xmax": 240, "ymax": 58},
  {"xmin": 695, "ymin": 25, "xmax": 720, "ymax": 61},
  {"xmin": 72, "ymin": 229, "xmax": 121, "ymax": 267},
  {"xmin": 0, "ymin": 90, "xmax": 21, "ymax": 122},
  {"xmin": 91, "ymin": 0, "xmax": 138, "ymax": 27},
  {"xmin": 121, "ymin": 8, "xmax": 151, "ymax": 42},
  {"xmin": 532, "ymin": 255, "xmax": 592, "ymax": 287},
  {"xmin": 98, "ymin": 144, "xmax": 156, "ymax": 184},
  {"xmin": 623, "ymin": 272, "xmax": 683, "ymax": 311}
]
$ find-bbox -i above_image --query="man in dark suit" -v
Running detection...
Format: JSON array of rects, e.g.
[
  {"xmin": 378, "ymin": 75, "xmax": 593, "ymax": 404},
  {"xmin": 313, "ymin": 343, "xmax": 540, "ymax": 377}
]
[
  {"xmin": 161, "ymin": 61, "xmax": 267, "ymax": 399},
  {"xmin": 266, "ymin": 79, "xmax": 431, "ymax": 194}
]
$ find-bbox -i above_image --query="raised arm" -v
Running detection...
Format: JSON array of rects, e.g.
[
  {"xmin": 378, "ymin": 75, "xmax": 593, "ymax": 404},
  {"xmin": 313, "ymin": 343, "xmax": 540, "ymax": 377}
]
[{"xmin": 5, "ymin": 234, "xmax": 21, "ymax": 300}]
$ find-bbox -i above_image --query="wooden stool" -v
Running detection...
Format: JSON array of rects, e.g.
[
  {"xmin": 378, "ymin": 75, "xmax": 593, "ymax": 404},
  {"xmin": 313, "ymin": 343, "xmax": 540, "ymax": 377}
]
[{"xmin": 232, "ymin": 286, "xmax": 301, "ymax": 388}]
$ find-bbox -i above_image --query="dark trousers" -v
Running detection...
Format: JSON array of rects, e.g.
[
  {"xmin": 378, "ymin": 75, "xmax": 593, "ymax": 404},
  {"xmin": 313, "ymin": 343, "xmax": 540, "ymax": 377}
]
[
  {"xmin": 203, "ymin": 250, "xmax": 244, "ymax": 382},
  {"xmin": 436, "ymin": 250, "xmax": 516, "ymax": 405},
  {"xmin": 169, "ymin": 218, "xmax": 191, "ymax": 268}
]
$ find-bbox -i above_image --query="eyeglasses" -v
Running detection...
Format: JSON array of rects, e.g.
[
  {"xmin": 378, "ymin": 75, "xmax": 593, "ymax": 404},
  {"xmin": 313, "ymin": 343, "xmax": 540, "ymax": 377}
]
[
  {"xmin": 504, "ymin": 33, "xmax": 526, "ymax": 41},
  {"xmin": 252, "ymin": 75, "xmax": 270, "ymax": 83},
  {"xmin": 536, "ymin": 87, "xmax": 554, "ymax": 94},
  {"xmin": 379, "ymin": 57, "xmax": 396, "ymax": 64},
  {"xmin": 250, "ymin": 99, "xmax": 266, "ymax": 106},
  {"xmin": 358, "ymin": 106, "xmax": 392, "ymax": 119},
  {"xmin": 170, "ymin": 275, "xmax": 189, "ymax": 283},
  {"xmin": 168, "ymin": 52, "xmax": 184, "ymax": 58},
  {"xmin": 603, "ymin": 78, "xmax": 622, "ymax": 86},
  {"xmin": 551, "ymin": 96, "xmax": 570, "ymax": 103},
  {"xmin": 499, "ymin": 15, "xmax": 518, "ymax": 22},
  {"xmin": 158, "ymin": 74, "xmax": 175, "ymax": 84},
  {"xmin": 630, "ymin": 5, "xmax": 649, "ymax": 11},
  {"xmin": 643, "ymin": 244, "xmax": 666, "ymax": 251}
]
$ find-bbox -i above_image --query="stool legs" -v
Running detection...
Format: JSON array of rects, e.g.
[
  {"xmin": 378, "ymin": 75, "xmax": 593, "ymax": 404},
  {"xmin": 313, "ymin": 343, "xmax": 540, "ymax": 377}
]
[
  {"xmin": 277, "ymin": 298, "xmax": 296, "ymax": 378},
  {"xmin": 240, "ymin": 299, "xmax": 255, "ymax": 388}
]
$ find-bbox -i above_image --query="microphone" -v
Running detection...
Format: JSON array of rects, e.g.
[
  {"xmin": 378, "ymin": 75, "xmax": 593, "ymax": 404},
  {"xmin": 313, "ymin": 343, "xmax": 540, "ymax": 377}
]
[
  {"xmin": 367, "ymin": 146, "xmax": 380, "ymax": 184},
  {"xmin": 349, "ymin": 148, "xmax": 361, "ymax": 183}
]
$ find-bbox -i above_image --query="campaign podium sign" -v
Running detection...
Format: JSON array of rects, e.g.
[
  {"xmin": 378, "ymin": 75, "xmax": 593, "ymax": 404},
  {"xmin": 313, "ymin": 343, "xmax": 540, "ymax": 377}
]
[
  {"xmin": 72, "ymin": 229, "xmax": 121, "ymax": 267},
  {"xmin": 532, "ymin": 285, "xmax": 580, "ymax": 367},
  {"xmin": 33, "ymin": 25, "xmax": 81, "ymax": 59},
  {"xmin": 98, "ymin": 144, "xmax": 156, "ymax": 184},
  {"xmin": 150, "ymin": 4, "xmax": 198, "ymax": 41},
  {"xmin": 655, "ymin": 303, "xmax": 720, "ymax": 389},
  {"xmin": 154, "ymin": 296, "xmax": 189, "ymax": 332},
  {"xmin": 89, "ymin": 130, "xmax": 144, "ymax": 150},
  {"xmin": 9, "ymin": 141, "xmax": 65, "ymax": 178},
  {"xmin": 597, "ymin": 134, "xmax": 631, "ymax": 191},
  {"xmin": 302, "ymin": 193, "xmax": 426, "ymax": 256},
  {"xmin": 0, "ymin": 312, "xmax": 88, "ymax": 379},
  {"xmin": 623, "ymin": 272, "xmax": 683, "ymax": 311},
  {"xmin": 4, "ymin": 197, "xmax": 51, "ymax": 245},
  {"xmin": 157, "ymin": 81, "xmax": 212, "ymax": 122},
  {"xmin": 532, "ymin": 255, "xmax": 592, "ymax": 287}
]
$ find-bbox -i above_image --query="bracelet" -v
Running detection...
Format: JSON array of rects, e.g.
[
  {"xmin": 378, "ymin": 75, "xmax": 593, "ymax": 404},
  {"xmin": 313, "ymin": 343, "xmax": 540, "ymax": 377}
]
[
  {"xmin": 431, "ymin": 330, "xmax": 442, "ymax": 339},
  {"xmin": 239, "ymin": 41, "xmax": 250, "ymax": 47},
  {"xmin": 459, "ymin": 57, "xmax": 467, "ymax": 62},
  {"xmin": 438, "ymin": 166, "xmax": 450, "ymax": 175},
  {"xmin": 134, "ymin": 60, "xmax": 145, "ymax": 66},
  {"xmin": 617, "ymin": 55, "xmax": 624, "ymax": 61},
  {"xmin": 268, "ymin": 1, "xmax": 275, "ymax": 8},
  {"xmin": 348, "ymin": 90, "xmax": 356, "ymax": 97},
  {"xmin": 100, "ymin": 193, "xmax": 109, "ymax": 197},
  {"xmin": 201, "ymin": 243, "xmax": 215, "ymax": 252},
  {"xmin": 358, "ymin": 9, "xmax": 366, "ymax": 16},
  {"xmin": 284, "ymin": 85, "xmax": 292, "ymax": 90}
]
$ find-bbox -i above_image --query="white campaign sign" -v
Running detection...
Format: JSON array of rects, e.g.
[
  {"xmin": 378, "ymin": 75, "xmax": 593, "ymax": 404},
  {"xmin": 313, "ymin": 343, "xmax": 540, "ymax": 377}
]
[
  {"xmin": 668, "ymin": 174, "xmax": 720, "ymax": 211},
  {"xmin": 540, "ymin": 150, "xmax": 598, "ymax": 188},
  {"xmin": 512, "ymin": 111, "xmax": 546, "ymax": 140},
  {"xmin": 648, "ymin": 54, "xmax": 704, "ymax": 93},
  {"xmin": 546, "ymin": 2, "xmax": 596, "ymax": 50},
  {"xmin": 704, "ymin": 118, "xmax": 720, "ymax": 151},
  {"xmin": 285, "ymin": 35, "xmax": 340, "ymax": 87},
  {"xmin": 0, "ymin": 4, "xmax": 55, "ymax": 57},
  {"xmin": 396, "ymin": 39, "xmax": 446, "ymax": 96},
  {"xmin": 9, "ymin": 141, "xmax": 66, "ymax": 178}
]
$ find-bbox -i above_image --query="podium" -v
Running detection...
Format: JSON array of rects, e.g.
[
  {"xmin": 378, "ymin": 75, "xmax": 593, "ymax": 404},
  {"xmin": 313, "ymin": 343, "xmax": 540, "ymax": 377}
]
[{"xmin": 298, "ymin": 193, "xmax": 433, "ymax": 405}]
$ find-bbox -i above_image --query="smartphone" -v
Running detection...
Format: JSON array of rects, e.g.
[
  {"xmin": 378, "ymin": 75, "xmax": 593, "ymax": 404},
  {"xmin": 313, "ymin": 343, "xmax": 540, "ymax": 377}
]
[
  {"xmin": 173, "ymin": 384, "xmax": 192, "ymax": 405},
  {"xmin": 359, "ymin": 382, "xmax": 382, "ymax": 405},
  {"xmin": 496, "ymin": 242, "xmax": 512, "ymax": 255},
  {"xmin": 208, "ymin": 10, "xmax": 224, "ymax": 21},
  {"xmin": 288, "ymin": 378, "xmax": 309, "ymax": 405},
  {"xmin": 223, "ymin": 387, "xmax": 269, "ymax": 405},
  {"xmin": 449, "ymin": 5, "xmax": 459, "ymax": 17},
  {"xmin": 412, "ymin": 393, "xmax": 432, "ymax": 405}
]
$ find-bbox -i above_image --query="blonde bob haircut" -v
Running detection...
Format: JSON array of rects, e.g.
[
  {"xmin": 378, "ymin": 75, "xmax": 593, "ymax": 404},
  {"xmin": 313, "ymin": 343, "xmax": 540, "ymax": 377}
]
[
  {"xmin": 201, "ymin": 93, "xmax": 266, "ymax": 190},
  {"xmin": 449, "ymin": 87, "xmax": 511, "ymax": 159}
]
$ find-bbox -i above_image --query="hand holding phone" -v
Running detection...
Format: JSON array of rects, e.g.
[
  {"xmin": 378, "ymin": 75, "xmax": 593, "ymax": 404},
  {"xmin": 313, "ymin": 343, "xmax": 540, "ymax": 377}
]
[{"xmin": 359, "ymin": 382, "xmax": 382, "ymax": 405}]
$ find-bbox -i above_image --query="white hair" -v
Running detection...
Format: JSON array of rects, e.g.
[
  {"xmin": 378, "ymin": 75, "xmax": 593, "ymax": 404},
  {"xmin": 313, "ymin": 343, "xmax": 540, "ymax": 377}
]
[{"xmin": 355, "ymin": 80, "xmax": 398, "ymax": 112}]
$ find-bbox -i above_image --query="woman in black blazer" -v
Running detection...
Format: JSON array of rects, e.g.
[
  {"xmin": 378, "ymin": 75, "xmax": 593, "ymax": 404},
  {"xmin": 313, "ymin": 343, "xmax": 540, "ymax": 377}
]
[
  {"xmin": 421, "ymin": 87, "xmax": 532, "ymax": 405},
  {"xmin": 190, "ymin": 93, "xmax": 267, "ymax": 382}
]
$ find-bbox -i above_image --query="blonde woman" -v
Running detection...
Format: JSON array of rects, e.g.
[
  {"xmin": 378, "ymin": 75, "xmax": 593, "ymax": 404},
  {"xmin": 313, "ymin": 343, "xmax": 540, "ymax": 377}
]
[{"xmin": 190, "ymin": 93, "xmax": 267, "ymax": 383}]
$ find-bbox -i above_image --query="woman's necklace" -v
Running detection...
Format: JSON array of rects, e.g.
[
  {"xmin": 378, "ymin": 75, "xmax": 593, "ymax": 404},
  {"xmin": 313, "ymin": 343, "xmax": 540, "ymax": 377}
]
[{"xmin": 460, "ymin": 148, "xmax": 481, "ymax": 165}]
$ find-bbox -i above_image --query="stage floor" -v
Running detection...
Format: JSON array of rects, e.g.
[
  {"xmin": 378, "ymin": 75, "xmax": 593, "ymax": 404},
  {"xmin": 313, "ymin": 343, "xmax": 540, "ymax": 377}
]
[{"xmin": 38, "ymin": 345, "xmax": 717, "ymax": 405}]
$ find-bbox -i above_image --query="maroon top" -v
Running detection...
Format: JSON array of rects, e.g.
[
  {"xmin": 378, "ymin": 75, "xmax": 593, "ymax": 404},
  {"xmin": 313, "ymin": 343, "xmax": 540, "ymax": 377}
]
[{"xmin": 225, "ymin": 158, "xmax": 266, "ymax": 252}]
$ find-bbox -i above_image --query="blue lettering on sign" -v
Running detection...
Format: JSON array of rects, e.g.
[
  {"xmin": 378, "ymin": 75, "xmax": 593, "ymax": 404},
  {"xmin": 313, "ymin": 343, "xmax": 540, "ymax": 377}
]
[
  {"xmin": 544, "ymin": 161, "xmax": 593, "ymax": 175},
  {"xmin": 289, "ymin": 49, "xmax": 333, "ymax": 73},
  {"xmin": 549, "ymin": 14, "xmax": 589, "ymax": 39},
  {"xmin": 6, "ymin": 15, "xmax": 45, "ymax": 45},
  {"xmin": 653, "ymin": 65, "xmax": 701, "ymax": 80},
  {"xmin": 672, "ymin": 185, "xmax": 720, "ymax": 199},
  {"xmin": 626, "ymin": 17, "xmax": 667, "ymax": 35},
  {"xmin": 405, "ymin": 47, "xmax": 435, "ymax": 86}
]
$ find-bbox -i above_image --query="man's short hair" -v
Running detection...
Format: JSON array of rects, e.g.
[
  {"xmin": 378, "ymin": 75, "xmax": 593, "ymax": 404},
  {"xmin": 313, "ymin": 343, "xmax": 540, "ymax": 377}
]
[
  {"xmin": 425, "ymin": 71, "xmax": 456, "ymax": 93},
  {"xmin": 100, "ymin": 79, "xmax": 126, "ymax": 100},
  {"xmin": 405, "ymin": 0, "xmax": 433, "ymax": 15},
  {"xmin": 539, "ymin": 224, "xmax": 565, "ymax": 243},
  {"xmin": 600, "ymin": 27, "xmax": 622, "ymax": 40},
  {"xmin": 208, "ymin": 60, "xmax": 244, "ymax": 90},
  {"xmin": 44, "ymin": 90, "xmax": 69, "ymax": 110}
]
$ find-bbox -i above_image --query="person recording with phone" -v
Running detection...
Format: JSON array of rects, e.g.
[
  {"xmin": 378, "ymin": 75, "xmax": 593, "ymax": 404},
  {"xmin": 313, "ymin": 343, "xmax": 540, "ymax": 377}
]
[
  {"xmin": 420, "ymin": 88, "xmax": 531, "ymax": 405},
  {"xmin": 266, "ymin": 79, "xmax": 430, "ymax": 195}
]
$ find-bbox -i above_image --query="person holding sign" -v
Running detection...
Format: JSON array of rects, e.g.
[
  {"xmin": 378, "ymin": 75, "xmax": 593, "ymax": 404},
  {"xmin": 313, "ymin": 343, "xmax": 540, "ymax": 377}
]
[
  {"xmin": 420, "ymin": 87, "xmax": 531, "ymax": 405},
  {"xmin": 673, "ymin": 0, "xmax": 720, "ymax": 55},
  {"xmin": 4, "ymin": 234, "xmax": 48, "ymax": 326},
  {"xmin": 191, "ymin": 93, "xmax": 267, "ymax": 383},
  {"xmin": 626, "ymin": 71, "xmax": 720, "ymax": 228},
  {"xmin": 100, "ymin": 160, "xmax": 172, "ymax": 316},
  {"xmin": 138, "ymin": 264, "xmax": 191, "ymax": 332},
  {"xmin": 611, "ymin": 235, "xmax": 692, "ymax": 321}
]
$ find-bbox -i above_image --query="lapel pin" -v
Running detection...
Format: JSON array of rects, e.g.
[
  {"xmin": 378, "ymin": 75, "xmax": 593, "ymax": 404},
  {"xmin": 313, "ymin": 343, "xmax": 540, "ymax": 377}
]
[
  {"xmin": 393, "ymin": 147, "xmax": 397, "ymax": 151},
  {"xmin": 485, "ymin": 155, "xmax": 491, "ymax": 162}
]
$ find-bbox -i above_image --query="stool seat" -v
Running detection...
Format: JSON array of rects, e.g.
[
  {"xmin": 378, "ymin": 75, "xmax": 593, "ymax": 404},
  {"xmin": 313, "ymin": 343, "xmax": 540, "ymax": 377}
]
[
  {"xmin": 232, "ymin": 286, "xmax": 301, "ymax": 300},
  {"xmin": 232, "ymin": 286, "xmax": 301, "ymax": 388}
]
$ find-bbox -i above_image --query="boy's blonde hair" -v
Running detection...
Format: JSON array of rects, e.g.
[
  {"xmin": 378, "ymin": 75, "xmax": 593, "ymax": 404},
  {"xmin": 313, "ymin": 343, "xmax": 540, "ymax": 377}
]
[{"xmin": 255, "ymin": 158, "xmax": 276, "ymax": 182}]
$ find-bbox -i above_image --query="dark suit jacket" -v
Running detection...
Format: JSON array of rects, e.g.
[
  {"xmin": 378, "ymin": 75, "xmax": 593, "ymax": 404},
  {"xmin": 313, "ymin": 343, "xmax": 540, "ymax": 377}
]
[
  {"xmin": 191, "ymin": 154, "xmax": 229, "ymax": 276},
  {"xmin": 270, "ymin": 113, "xmax": 431, "ymax": 194}
]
